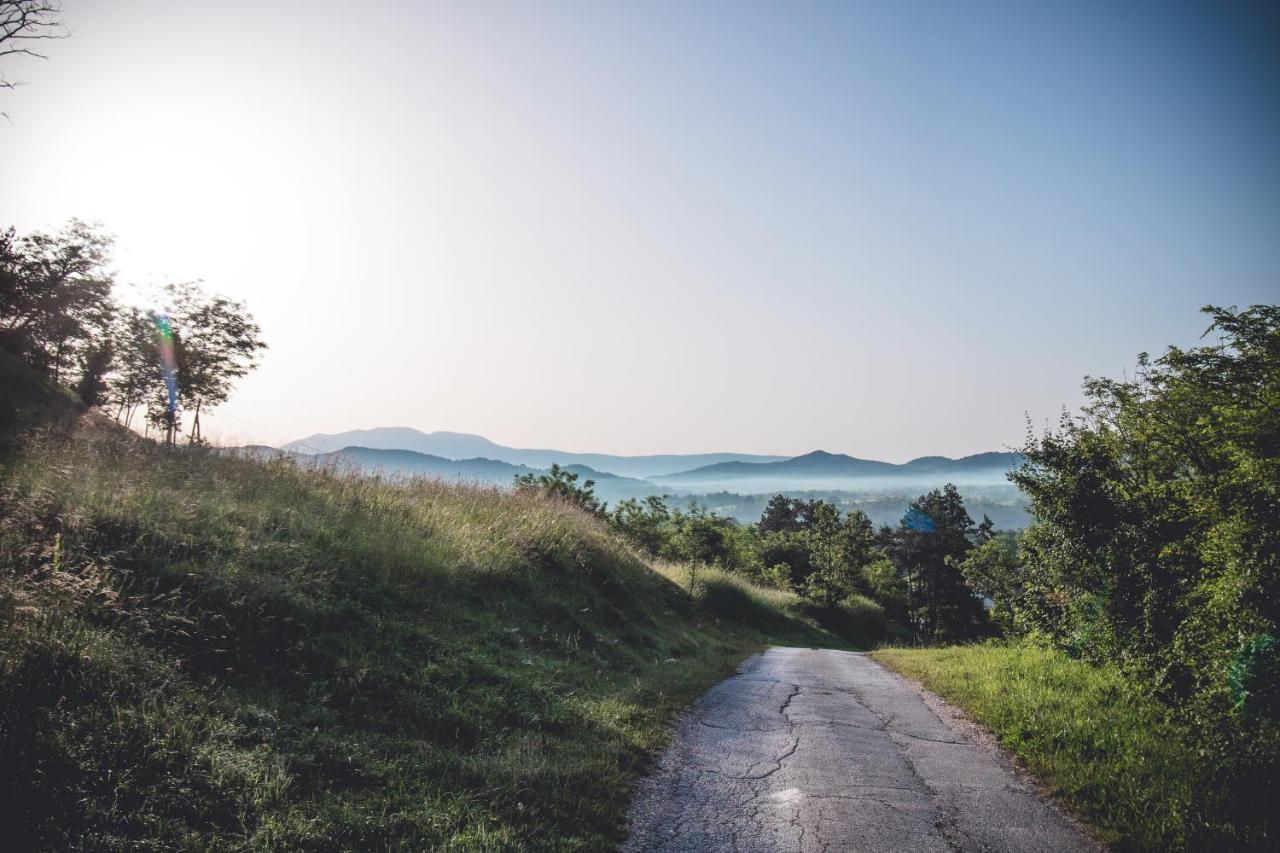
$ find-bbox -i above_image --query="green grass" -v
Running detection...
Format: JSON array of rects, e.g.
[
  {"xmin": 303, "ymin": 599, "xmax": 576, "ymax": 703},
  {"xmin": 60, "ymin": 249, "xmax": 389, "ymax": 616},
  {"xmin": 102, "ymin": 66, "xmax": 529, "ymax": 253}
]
[
  {"xmin": 872, "ymin": 642, "xmax": 1258, "ymax": 852},
  {"xmin": 0, "ymin": 355, "xmax": 887, "ymax": 850}
]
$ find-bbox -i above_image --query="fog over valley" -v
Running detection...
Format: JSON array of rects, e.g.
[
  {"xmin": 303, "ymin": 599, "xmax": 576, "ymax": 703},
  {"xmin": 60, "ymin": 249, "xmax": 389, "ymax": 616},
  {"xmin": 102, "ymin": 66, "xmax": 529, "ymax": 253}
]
[{"xmin": 261, "ymin": 427, "xmax": 1029, "ymax": 527}]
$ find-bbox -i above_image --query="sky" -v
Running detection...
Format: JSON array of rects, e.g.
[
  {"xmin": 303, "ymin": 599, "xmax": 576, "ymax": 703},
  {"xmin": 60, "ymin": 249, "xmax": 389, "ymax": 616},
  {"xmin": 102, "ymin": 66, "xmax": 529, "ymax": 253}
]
[{"xmin": 2, "ymin": 0, "xmax": 1277, "ymax": 461}]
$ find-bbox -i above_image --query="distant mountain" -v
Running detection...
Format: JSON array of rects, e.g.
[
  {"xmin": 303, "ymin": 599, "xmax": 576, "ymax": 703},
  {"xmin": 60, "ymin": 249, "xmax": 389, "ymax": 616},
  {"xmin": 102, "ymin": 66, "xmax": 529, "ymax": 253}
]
[
  {"xmin": 265, "ymin": 446, "xmax": 670, "ymax": 505},
  {"xmin": 652, "ymin": 450, "xmax": 1023, "ymax": 491},
  {"xmin": 661, "ymin": 450, "xmax": 901, "ymax": 482},
  {"xmin": 270, "ymin": 428, "xmax": 1025, "ymax": 514},
  {"xmin": 320, "ymin": 447, "xmax": 536, "ymax": 484},
  {"xmin": 901, "ymin": 451, "xmax": 1024, "ymax": 473},
  {"xmin": 282, "ymin": 427, "xmax": 786, "ymax": 478}
]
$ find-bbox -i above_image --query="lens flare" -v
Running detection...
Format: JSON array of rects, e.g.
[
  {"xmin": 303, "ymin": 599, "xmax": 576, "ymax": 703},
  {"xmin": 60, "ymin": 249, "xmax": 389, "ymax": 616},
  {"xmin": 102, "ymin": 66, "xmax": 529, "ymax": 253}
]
[
  {"xmin": 151, "ymin": 311, "xmax": 179, "ymax": 417},
  {"xmin": 903, "ymin": 507, "xmax": 936, "ymax": 532}
]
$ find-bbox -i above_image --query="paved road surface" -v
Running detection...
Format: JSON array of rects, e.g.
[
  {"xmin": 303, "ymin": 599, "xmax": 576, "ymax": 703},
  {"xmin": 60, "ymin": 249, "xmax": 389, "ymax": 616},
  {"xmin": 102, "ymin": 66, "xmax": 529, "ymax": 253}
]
[{"xmin": 624, "ymin": 647, "xmax": 1099, "ymax": 852}]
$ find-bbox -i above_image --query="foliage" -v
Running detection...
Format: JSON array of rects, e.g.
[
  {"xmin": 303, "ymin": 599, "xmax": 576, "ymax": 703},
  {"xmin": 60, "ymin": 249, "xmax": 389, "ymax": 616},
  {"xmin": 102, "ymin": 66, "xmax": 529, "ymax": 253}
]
[
  {"xmin": 0, "ymin": 220, "xmax": 114, "ymax": 383},
  {"xmin": 153, "ymin": 281, "xmax": 266, "ymax": 442},
  {"xmin": 860, "ymin": 556, "xmax": 908, "ymax": 621},
  {"xmin": 74, "ymin": 340, "xmax": 113, "ymax": 406},
  {"xmin": 607, "ymin": 495, "xmax": 671, "ymax": 555},
  {"xmin": 954, "ymin": 533, "xmax": 1020, "ymax": 633},
  {"xmin": 748, "ymin": 497, "xmax": 881, "ymax": 605},
  {"xmin": 875, "ymin": 642, "xmax": 1268, "ymax": 851},
  {"xmin": 0, "ymin": 221, "xmax": 265, "ymax": 445},
  {"xmin": 757, "ymin": 494, "xmax": 824, "ymax": 534},
  {"xmin": 665, "ymin": 502, "xmax": 742, "ymax": 567},
  {"xmin": 606, "ymin": 488, "xmax": 993, "ymax": 630},
  {"xmin": 878, "ymin": 484, "xmax": 991, "ymax": 641},
  {"xmin": 105, "ymin": 308, "xmax": 162, "ymax": 429},
  {"xmin": 1005, "ymin": 304, "xmax": 1279, "ymax": 838},
  {"xmin": 513, "ymin": 463, "xmax": 605, "ymax": 517}
]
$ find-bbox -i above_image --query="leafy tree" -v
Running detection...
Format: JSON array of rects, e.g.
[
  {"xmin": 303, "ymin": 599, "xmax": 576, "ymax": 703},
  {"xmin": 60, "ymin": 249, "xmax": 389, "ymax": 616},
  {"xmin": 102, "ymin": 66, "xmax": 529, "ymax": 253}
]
[
  {"xmin": 753, "ymin": 529, "xmax": 818, "ymax": 589},
  {"xmin": 608, "ymin": 495, "xmax": 671, "ymax": 555},
  {"xmin": 74, "ymin": 340, "xmax": 112, "ymax": 406},
  {"xmin": 799, "ymin": 503, "xmax": 877, "ymax": 605},
  {"xmin": 953, "ymin": 534, "xmax": 1020, "ymax": 633},
  {"xmin": 752, "ymin": 496, "xmax": 880, "ymax": 604},
  {"xmin": 0, "ymin": 220, "xmax": 114, "ymax": 383},
  {"xmin": 106, "ymin": 308, "xmax": 162, "ymax": 428},
  {"xmin": 758, "ymin": 494, "xmax": 822, "ymax": 534},
  {"xmin": 880, "ymin": 484, "xmax": 988, "ymax": 641},
  {"xmin": 666, "ymin": 502, "xmax": 738, "ymax": 567},
  {"xmin": 861, "ymin": 557, "xmax": 908, "ymax": 621},
  {"xmin": 159, "ymin": 281, "xmax": 266, "ymax": 442},
  {"xmin": 514, "ymin": 464, "xmax": 605, "ymax": 516},
  {"xmin": 1009, "ymin": 305, "xmax": 1279, "ymax": 815}
]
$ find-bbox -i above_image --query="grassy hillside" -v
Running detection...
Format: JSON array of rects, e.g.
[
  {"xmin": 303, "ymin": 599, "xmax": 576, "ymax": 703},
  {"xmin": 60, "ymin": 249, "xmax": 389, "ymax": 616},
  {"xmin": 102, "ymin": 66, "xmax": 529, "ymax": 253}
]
[
  {"xmin": 873, "ymin": 644, "xmax": 1267, "ymax": 852},
  {"xmin": 0, "ymin": 355, "xmax": 880, "ymax": 850}
]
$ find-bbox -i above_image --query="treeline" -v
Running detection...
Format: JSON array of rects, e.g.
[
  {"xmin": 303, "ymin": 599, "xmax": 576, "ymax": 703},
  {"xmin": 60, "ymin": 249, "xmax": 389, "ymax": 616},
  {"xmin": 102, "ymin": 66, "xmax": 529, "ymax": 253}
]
[
  {"xmin": 0, "ymin": 220, "xmax": 265, "ymax": 442},
  {"xmin": 520, "ymin": 305, "xmax": 1278, "ymax": 837},
  {"xmin": 517, "ymin": 465, "xmax": 999, "ymax": 642}
]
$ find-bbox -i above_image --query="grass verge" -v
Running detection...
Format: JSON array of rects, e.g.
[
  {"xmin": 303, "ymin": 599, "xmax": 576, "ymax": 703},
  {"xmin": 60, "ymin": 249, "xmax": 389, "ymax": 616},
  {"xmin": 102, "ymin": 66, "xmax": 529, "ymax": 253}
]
[{"xmin": 872, "ymin": 642, "xmax": 1254, "ymax": 852}]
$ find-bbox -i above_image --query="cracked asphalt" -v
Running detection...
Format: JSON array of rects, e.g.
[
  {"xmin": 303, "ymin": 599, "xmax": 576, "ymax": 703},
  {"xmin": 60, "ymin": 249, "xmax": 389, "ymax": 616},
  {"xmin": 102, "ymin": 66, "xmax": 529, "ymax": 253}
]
[{"xmin": 623, "ymin": 647, "xmax": 1100, "ymax": 852}]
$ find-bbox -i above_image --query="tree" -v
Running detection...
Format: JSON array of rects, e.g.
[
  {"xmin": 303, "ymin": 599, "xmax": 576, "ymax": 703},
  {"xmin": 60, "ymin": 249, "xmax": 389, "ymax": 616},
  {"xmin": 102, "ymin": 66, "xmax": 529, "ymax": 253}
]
[
  {"xmin": 1011, "ymin": 305, "xmax": 1279, "ymax": 718},
  {"xmin": 1010, "ymin": 304, "xmax": 1279, "ymax": 831},
  {"xmin": 608, "ymin": 495, "xmax": 671, "ymax": 555},
  {"xmin": 0, "ymin": 1, "xmax": 66, "ymax": 115},
  {"xmin": 106, "ymin": 308, "xmax": 162, "ymax": 428},
  {"xmin": 753, "ymin": 496, "xmax": 880, "ymax": 604},
  {"xmin": 758, "ymin": 494, "xmax": 822, "ymax": 534},
  {"xmin": 666, "ymin": 502, "xmax": 739, "ymax": 567},
  {"xmin": 159, "ymin": 281, "xmax": 265, "ymax": 442},
  {"xmin": 0, "ymin": 220, "xmax": 114, "ymax": 382},
  {"xmin": 514, "ymin": 464, "xmax": 605, "ymax": 516},
  {"xmin": 74, "ymin": 340, "xmax": 112, "ymax": 406},
  {"xmin": 953, "ymin": 534, "xmax": 1020, "ymax": 633},
  {"xmin": 879, "ymin": 484, "xmax": 988, "ymax": 641}
]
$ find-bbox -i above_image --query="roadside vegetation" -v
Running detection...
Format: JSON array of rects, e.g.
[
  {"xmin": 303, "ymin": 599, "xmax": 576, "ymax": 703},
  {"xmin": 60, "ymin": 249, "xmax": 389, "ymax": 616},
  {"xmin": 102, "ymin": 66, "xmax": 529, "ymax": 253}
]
[
  {"xmin": 875, "ymin": 644, "xmax": 1215, "ymax": 851},
  {"xmin": 879, "ymin": 305, "xmax": 1279, "ymax": 852},
  {"xmin": 517, "ymin": 465, "xmax": 992, "ymax": 643}
]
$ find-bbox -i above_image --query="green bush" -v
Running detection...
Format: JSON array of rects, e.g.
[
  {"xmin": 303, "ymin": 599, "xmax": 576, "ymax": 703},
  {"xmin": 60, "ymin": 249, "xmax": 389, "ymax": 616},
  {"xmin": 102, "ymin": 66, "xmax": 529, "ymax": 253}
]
[{"xmin": 1007, "ymin": 305, "xmax": 1279, "ymax": 840}]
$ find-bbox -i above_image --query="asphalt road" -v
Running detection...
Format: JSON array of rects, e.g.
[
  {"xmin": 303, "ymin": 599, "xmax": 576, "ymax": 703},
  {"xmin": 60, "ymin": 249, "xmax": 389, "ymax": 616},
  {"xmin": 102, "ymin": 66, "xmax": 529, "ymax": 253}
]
[{"xmin": 624, "ymin": 647, "xmax": 1100, "ymax": 852}]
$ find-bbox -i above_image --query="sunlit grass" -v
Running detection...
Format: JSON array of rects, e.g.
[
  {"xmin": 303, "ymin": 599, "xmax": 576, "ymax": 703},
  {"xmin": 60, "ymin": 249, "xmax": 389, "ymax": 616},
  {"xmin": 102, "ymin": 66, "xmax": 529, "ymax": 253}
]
[
  {"xmin": 0, "ymin": 404, "xmax": 886, "ymax": 851},
  {"xmin": 873, "ymin": 643, "xmax": 1236, "ymax": 852}
]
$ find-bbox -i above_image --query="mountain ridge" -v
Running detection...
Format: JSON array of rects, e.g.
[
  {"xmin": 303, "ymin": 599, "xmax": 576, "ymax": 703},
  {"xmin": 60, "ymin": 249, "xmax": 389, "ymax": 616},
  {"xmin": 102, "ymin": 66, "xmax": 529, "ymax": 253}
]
[
  {"xmin": 655, "ymin": 449, "xmax": 1023, "ymax": 481},
  {"xmin": 283, "ymin": 427, "xmax": 787, "ymax": 478}
]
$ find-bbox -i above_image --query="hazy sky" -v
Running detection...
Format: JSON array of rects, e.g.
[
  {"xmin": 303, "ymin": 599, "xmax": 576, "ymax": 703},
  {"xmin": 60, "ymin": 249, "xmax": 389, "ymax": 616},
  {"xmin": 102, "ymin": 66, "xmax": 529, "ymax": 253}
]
[{"xmin": 2, "ymin": 1, "xmax": 1277, "ymax": 460}]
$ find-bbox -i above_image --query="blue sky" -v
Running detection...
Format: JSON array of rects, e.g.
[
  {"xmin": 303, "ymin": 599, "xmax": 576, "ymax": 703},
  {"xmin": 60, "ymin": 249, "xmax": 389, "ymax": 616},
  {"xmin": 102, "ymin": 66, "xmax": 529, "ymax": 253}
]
[{"xmin": 1, "ymin": 1, "xmax": 1277, "ymax": 459}]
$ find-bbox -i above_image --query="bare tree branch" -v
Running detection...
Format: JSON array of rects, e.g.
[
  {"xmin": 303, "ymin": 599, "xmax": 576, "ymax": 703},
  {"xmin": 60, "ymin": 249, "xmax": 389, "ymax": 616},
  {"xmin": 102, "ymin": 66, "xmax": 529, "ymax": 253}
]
[{"xmin": 0, "ymin": 0, "xmax": 66, "ymax": 117}]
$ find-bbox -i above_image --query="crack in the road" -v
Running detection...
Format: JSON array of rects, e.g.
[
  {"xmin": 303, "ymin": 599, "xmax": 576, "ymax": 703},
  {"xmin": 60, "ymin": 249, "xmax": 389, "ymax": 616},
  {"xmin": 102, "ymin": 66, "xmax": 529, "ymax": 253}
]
[
  {"xmin": 823, "ymin": 671, "xmax": 961, "ymax": 852},
  {"xmin": 623, "ymin": 649, "xmax": 1100, "ymax": 853},
  {"xmin": 891, "ymin": 731, "xmax": 970, "ymax": 746}
]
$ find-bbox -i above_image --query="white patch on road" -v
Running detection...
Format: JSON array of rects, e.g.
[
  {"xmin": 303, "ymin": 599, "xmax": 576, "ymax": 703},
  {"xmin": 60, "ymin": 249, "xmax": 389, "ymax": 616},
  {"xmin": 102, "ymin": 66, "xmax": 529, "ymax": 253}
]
[{"xmin": 769, "ymin": 787, "xmax": 802, "ymax": 803}]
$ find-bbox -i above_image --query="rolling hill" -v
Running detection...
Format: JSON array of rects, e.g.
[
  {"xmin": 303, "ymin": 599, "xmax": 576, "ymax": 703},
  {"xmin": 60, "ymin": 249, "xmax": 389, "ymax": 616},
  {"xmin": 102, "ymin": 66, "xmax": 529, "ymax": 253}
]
[
  {"xmin": 282, "ymin": 427, "xmax": 786, "ymax": 478},
  {"xmin": 0, "ymin": 351, "xmax": 881, "ymax": 849},
  {"xmin": 651, "ymin": 449, "xmax": 1024, "ymax": 491},
  {"xmin": 232, "ymin": 445, "xmax": 675, "ymax": 506}
]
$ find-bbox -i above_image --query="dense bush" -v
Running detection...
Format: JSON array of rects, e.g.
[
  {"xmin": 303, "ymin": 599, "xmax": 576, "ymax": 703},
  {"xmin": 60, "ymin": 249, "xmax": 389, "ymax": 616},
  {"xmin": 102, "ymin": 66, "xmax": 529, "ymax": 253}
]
[{"xmin": 1006, "ymin": 305, "xmax": 1278, "ymax": 839}]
